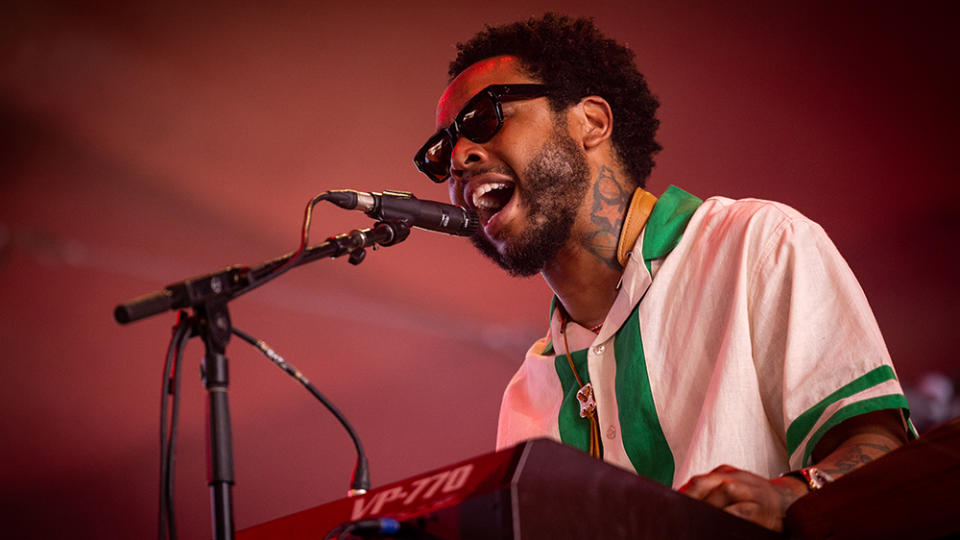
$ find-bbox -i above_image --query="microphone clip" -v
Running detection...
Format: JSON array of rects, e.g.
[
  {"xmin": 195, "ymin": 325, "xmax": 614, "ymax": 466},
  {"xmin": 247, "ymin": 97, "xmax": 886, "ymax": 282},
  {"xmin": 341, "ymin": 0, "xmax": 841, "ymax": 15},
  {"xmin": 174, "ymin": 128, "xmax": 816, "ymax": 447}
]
[{"xmin": 326, "ymin": 220, "xmax": 411, "ymax": 266}]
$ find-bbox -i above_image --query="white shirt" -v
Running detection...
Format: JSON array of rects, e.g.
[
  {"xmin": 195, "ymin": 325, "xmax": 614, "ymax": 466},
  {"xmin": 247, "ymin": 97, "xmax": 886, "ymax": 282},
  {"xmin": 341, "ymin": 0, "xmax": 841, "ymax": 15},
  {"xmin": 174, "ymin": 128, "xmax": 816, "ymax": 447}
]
[{"xmin": 496, "ymin": 187, "xmax": 911, "ymax": 487}]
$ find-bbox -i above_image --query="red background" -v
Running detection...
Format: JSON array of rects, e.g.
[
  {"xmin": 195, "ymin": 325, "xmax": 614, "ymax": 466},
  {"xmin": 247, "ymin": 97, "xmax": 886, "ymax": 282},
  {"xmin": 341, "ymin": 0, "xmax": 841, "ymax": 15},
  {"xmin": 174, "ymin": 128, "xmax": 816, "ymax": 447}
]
[{"xmin": 1, "ymin": 2, "xmax": 957, "ymax": 538}]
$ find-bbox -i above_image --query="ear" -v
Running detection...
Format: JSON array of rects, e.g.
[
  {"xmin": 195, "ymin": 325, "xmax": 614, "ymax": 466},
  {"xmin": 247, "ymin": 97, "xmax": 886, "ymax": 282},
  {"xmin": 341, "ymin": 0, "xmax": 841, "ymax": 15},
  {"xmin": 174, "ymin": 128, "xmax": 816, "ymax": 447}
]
[{"xmin": 575, "ymin": 96, "xmax": 614, "ymax": 150}]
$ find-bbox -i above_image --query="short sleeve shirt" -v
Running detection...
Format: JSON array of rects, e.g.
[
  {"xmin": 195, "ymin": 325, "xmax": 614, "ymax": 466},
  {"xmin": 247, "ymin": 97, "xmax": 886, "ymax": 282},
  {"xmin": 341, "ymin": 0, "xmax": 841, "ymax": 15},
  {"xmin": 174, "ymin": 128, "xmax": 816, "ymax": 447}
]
[{"xmin": 495, "ymin": 186, "xmax": 912, "ymax": 487}]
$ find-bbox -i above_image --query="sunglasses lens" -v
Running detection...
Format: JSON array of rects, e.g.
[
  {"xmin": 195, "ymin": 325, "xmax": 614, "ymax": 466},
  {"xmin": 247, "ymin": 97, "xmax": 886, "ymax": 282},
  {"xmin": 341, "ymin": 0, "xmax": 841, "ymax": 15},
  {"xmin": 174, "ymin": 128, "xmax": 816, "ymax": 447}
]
[
  {"xmin": 414, "ymin": 89, "xmax": 509, "ymax": 183},
  {"xmin": 418, "ymin": 133, "xmax": 452, "ymax": 182},
  {"xmin": 459, "ymin": 95, "xmax": 501, "ymax": 143}
]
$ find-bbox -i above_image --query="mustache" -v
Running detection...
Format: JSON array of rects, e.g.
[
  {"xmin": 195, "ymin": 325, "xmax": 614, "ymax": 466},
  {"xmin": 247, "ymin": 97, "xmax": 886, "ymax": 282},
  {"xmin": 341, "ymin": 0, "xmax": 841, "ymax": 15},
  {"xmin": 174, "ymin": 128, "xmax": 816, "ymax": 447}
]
[{"xmin": 461, "ymin": 165, "xmax": 517, "ymax": 184}]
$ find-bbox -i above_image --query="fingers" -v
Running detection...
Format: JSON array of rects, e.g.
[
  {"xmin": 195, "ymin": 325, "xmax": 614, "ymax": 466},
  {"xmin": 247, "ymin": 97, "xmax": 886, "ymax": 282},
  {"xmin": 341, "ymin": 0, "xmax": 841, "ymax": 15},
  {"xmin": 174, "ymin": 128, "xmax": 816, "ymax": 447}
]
[
  {"xmin": 724, "ymin": 501, "xmax": 761, "ymax": 521},
  {"xmin": 678, "ymin": 464, "xmax": 738, "ymax": 499},
  {"xmin": 702, "ymin": 476, "xmax": 758, "ymax": 509},
  {"xmin": 678, "ymin": 464, "xmax": 785, "ymax": 532}
]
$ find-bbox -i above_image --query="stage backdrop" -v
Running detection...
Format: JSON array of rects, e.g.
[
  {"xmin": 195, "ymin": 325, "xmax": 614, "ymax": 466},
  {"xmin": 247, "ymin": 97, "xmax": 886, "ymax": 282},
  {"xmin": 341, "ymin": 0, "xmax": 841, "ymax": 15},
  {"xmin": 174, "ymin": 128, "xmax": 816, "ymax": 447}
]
[{"xmin": 1, "ymin": 1, "xmax": 957, "ymax": 538}]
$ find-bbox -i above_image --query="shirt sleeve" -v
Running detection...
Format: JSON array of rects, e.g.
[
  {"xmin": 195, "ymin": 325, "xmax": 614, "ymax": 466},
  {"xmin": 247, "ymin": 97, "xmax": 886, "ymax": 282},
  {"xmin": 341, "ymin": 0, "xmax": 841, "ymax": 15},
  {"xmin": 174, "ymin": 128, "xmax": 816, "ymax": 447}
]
[
  {"xmin": 496, "ymin": 337, "xmax": 564, "ymax": 451},
  {"xmin": 746, "ymin": 214, "xmax": 912, "ymax": 469}
]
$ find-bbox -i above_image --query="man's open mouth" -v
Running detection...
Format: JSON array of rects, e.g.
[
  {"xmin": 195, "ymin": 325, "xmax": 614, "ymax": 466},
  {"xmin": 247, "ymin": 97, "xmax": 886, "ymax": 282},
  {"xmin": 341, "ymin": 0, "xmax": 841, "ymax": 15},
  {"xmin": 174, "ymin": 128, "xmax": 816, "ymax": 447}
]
[{"xmin": 471, "ymin": 181, "xmax": 516, "ymax": 225}]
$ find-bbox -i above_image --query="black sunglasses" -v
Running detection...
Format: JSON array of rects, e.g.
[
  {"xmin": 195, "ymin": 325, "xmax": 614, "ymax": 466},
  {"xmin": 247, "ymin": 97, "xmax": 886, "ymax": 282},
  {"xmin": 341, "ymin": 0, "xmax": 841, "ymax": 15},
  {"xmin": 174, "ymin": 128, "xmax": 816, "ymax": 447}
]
[{"xmin": 414, "ymin": 84, "xmax": 551, "ymax": 183}]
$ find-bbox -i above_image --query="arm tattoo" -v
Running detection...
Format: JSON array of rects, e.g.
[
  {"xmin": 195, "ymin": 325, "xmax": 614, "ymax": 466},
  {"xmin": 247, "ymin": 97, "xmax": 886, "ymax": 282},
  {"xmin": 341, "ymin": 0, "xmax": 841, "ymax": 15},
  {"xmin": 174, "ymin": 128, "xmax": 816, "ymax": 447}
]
[
  {"xmin": 820, "ymin": 442, "xmax": 892, "ymax": 477},
  {"xmin": 580, "ymin": 165, "xmax": 628, "ymax": 270}
]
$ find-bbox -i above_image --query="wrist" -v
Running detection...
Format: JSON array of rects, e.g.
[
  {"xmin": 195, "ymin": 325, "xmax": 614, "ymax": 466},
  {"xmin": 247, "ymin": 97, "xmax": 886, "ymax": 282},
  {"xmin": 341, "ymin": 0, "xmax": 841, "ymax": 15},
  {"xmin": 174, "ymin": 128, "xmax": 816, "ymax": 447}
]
[
  {"xmin": 771, "ymin": 475, "xmax": 808, "ymax": 506},
  {"xmin": 779, "ymin": 466, "xmax": 834, "ymax": 493}
]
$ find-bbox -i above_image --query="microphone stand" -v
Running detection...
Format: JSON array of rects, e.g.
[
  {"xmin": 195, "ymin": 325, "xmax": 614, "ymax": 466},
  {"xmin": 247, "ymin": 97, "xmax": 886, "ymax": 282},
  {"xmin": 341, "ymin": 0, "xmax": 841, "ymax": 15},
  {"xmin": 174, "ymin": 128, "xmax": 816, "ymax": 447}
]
[
  {"xmin": 198, "ymin": 299, "xmax": 235, "ymax": 540},
  {"xmin": 117, "ymin": 220, "xmax": 411, "ymax": 540}
]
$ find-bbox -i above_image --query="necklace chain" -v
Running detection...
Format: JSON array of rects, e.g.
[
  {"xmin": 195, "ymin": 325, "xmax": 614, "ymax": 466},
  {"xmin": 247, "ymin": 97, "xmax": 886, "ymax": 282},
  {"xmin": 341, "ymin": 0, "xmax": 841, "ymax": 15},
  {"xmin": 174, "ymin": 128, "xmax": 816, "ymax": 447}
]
[{"xmin": 559, "ymin": 310, "xmax": 602, "ymax": 458}]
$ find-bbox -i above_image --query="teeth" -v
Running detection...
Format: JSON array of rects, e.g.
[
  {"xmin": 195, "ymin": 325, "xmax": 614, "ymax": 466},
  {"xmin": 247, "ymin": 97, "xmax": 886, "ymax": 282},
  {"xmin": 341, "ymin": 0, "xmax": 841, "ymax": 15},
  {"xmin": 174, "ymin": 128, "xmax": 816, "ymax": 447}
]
[{"xmin": 471, "ymin": 182, "xmax": 510, "ymax": 209}]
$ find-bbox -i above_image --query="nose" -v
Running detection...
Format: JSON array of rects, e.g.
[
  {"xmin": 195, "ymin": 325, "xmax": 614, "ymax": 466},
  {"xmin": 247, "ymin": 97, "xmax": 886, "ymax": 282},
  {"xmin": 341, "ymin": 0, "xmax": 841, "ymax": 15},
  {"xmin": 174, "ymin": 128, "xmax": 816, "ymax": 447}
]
[{"xmin": 449, "ymin": 135, "xmax": 487, "ymax": 180}]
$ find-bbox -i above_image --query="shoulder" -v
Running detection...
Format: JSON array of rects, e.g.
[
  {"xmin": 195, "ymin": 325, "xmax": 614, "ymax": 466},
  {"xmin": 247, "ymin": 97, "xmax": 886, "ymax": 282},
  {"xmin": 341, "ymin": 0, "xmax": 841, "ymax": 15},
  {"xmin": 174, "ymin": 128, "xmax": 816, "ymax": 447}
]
[
  {"xmin": 694, "ymin": 195, "xmax": 818, "ymax": 231},
  {"xmin": 683, "ymin": 195, "xmax": 832, "ymax": 256}
]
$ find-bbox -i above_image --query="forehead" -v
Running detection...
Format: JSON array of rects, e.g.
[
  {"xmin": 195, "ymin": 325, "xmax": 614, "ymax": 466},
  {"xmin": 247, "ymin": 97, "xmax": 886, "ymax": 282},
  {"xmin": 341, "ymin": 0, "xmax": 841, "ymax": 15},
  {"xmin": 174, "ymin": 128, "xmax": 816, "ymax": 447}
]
[{"xmin": 435, "ymin": 55, "xmax": 538, "ymax": 128}]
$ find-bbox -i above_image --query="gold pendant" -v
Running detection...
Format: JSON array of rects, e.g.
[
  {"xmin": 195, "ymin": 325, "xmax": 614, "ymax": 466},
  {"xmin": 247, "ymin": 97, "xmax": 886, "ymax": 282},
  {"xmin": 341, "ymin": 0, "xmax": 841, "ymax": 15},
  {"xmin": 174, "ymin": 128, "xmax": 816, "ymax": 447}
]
[{"xmin": 576, "ymin": 382, "xmax": 597, "ymax": 418}]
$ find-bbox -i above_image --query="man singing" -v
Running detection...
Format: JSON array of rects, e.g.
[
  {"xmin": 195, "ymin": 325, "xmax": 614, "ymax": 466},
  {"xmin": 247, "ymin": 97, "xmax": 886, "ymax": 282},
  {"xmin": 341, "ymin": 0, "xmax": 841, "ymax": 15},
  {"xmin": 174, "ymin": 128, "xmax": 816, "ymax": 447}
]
[{"xmin": 414, "ymin": 14, "xmax": 912, "ymax": 531}]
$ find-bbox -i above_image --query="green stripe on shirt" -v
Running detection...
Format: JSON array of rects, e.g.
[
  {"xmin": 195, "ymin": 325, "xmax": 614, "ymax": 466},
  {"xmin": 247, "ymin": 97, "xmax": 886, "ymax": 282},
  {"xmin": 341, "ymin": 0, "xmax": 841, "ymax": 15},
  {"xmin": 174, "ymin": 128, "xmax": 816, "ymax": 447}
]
[
  {"xmin": 554, "ymin": 346, "xmax": 600, "ymax": 457},
  {"xmin": 614, "ymin": 306, "xmax": 675, "ymax": 486},
  {"xmin": 799, "ymin": 393, "xmax": 910, "ymax": 466},
  {"xmin": 642, "ymin": 186, "xmax": 703, "ymax": 273},
  {"xmin": 550, "ymin": 185, "xmax": 702, "ymax": 473},
  {"xmin": 785, "ymin": 365, "xmax": 899, "ymax": 456}
]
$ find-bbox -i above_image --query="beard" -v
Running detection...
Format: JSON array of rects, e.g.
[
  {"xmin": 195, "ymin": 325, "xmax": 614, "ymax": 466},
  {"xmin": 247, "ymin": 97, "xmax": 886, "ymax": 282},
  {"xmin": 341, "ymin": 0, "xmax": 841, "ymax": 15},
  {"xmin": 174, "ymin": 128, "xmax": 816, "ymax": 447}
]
[{"xmin": 471, "ymin": 128, "xmax": 591, "ymax": 277}]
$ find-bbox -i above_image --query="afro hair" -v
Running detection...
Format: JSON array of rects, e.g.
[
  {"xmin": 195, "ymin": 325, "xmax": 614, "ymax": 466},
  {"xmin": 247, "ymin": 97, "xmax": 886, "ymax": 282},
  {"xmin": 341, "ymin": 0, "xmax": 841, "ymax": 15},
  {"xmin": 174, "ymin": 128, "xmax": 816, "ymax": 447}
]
[{"xmin": 450, "ymin": 13, "xmax": 662, "ymax": 187}]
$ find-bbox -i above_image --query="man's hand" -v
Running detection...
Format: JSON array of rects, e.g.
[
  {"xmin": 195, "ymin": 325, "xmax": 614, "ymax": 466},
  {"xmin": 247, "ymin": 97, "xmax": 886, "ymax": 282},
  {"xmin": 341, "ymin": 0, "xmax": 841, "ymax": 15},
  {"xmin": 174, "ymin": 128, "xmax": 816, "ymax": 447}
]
[
  {"xmin": 678, "ymin": 465, "xmax": 806, "ymax": 532},
  {"xmin": 679, "ymin": 410, "xmax": 909, "ymax": 532}
]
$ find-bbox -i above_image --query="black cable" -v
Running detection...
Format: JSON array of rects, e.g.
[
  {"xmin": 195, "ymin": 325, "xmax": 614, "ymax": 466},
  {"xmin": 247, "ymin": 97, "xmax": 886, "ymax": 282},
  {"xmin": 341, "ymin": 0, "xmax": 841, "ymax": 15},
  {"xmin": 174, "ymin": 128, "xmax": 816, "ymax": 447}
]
[
  {"xmin": 324, "ymin": 518, "xmax": 413, "ymax": 539},
  {"xmin": 159, "ymin": 326, "xmax": 175, "ymax": 540},
  {"xmin": 235, "ymin": 192, "xmax": 331, "ymax": 297},
  {"xmin": 231, "ymin": 326, "xmax": 370, "ymax": 495},
  {"xmin": 159, "ymin": 311, "xmax": 191, "ymax": 540},
  {"xmin": 167, "ymin": 315, "xmax": 190, "ymax": 539},
  {"xmin": 322, "ymin": 524, "xmax": 347, "ymax": 540}
]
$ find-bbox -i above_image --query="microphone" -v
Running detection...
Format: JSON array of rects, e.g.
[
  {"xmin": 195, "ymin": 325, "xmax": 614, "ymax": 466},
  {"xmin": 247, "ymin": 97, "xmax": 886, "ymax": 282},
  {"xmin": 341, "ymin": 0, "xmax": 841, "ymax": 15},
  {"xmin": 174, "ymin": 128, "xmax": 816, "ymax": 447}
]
[{"xmin": 325, "ymin": 189, "xmax": 479, "ymax": 237}]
